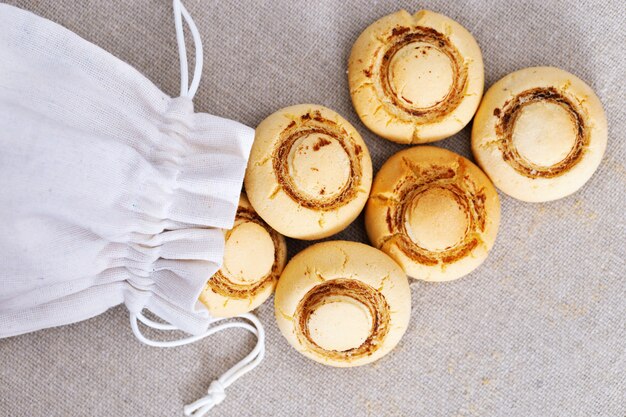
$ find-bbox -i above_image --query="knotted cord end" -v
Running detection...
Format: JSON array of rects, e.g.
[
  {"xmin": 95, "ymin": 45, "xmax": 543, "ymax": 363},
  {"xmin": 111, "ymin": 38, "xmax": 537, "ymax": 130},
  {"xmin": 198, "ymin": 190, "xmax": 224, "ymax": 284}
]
[{"xmin": 183, "ymin": 380, "xmax": 227, "ymax": 417}]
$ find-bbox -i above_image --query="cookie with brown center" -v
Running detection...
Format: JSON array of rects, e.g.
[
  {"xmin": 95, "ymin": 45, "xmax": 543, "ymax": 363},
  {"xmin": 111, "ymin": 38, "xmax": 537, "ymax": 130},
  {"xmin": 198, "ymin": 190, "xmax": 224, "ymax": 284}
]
[
  {"xmin": 245, "ymin": 104, "xmax": 372, "ymax": 240},
  {"xmin": 471, "ymin": 67, "xmax": 608, "ymax": 202},
  {"xmin": 348, "ymin": 10, "xmax": 484, "ymax": 144},
  {"xmin": 274, "ymin": 241, "xmax": 411, "ymax": 367},
  {"xmin": 365, "ymin": 146, "xmax": 500, "ymax": 282},
  {"xmin": 199, "ymin": 194, "xmax": 287, "ymax": 317}
]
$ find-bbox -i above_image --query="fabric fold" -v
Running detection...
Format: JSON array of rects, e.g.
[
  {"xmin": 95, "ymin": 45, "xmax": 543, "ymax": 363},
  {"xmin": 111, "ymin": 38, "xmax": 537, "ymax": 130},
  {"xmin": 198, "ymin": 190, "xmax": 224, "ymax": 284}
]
[{"xmin": 0, "ymin": 3, "xmax": 255, "ymax": 337}]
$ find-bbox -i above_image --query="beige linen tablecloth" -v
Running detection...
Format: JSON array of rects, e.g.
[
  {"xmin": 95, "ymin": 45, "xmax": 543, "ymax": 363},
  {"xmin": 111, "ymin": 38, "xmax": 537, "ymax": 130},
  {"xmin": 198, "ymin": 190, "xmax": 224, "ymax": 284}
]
[{"xmin": 0, "ymin": 1, "xmax": 624, "ymax": 416}]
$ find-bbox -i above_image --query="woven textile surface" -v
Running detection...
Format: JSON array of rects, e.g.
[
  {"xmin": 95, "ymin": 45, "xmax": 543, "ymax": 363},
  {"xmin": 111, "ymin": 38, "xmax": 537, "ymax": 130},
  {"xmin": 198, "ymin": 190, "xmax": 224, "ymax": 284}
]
[{"xmin": 0, "ymin": 1, "xmax": 624, "ymax": 416}]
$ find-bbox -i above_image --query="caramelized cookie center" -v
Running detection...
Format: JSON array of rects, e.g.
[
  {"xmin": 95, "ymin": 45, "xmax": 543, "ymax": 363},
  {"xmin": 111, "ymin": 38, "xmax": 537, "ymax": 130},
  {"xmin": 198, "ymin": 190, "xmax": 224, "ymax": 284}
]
[
  {"xmin": 307, "ymin": 295, "xmax": 373, "ymax": 351},
  {"xmin": 404, "ymin": 187, "xmax": 469, "ymax": 251},
  {"xmin": 511, "ymin": 101, "xmax": 578, "ymax": 167},
  {"xmin": 273, "ymin": 111, "xmax": 363, "ymax": 211},
  {"xmin": 222, "ymin": 222, "xmax": 274, "ymax": 285},
  {"xmin": 294, "ymin": 278, "xmax": 390, "ymax": 360},
  {"xmin": 287, "ymin": 133, "xmax": 351, "ymax": 199},
  {"xmin": 376, "ymin": 27, "xmax": 468, "ymax": 122},
  {"xmin": 389, "ymin": 42, "xmax": 454, "ymax": 109},
  {"xmin": 495, "ymin": 87, "xmax": 587, "ymax": 178}
]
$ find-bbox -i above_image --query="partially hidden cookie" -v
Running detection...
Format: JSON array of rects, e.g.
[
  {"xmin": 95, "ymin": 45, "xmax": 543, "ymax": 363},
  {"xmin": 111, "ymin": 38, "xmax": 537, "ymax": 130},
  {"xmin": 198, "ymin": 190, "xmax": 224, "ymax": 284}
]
[
  {"xmin": 366, "ymin": 146, "xmax": 500, "ymax": 282},
  {"xmin": 245, "ymin": 104, "xmax": 373, "ymax": 240},
  {"xmin": 348, "ymin": 10, "xmax": 484, "ymax": 144},
  {"xmin": 200, "ymin": 194, "xmax": 287, "ymax": 317},
  {"xmin": 274, "ymin": 241, "xmax": 411, "ymax": 367},
  {"xmin": 471, "ymin": 66, "xmax": 608, "ymax": 202}
]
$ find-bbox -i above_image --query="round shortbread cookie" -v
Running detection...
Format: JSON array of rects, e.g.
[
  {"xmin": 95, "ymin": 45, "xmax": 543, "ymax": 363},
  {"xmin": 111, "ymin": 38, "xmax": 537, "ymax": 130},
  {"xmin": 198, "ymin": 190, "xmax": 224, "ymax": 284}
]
[
  {"xmin": 471, "ymin": 66, "xmax": 608, "ymax": 202},
  {"xmin": 348, "ymin": 9, "xmax": 484, "ymax": 144},
  {"xmin": 274, "ymin": 241, "xmax": 411, "ymax": 367},
  {"xmin": 245, "ymin": 104, "xmax": 372, "ymax": 240},
  {"xmin": 200, "ymin": 194, "xmax": 287, "ymax": 317},
  {"xmin": 365, "ymin": 146, "xmax": 500, "ymax": 282}
]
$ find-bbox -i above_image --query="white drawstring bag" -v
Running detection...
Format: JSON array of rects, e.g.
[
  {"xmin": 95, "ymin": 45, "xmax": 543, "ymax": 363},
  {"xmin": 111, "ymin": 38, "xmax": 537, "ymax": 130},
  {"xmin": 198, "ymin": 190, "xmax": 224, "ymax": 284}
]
[{"xmin": 0, "ymin": 1, "xmax": 264, "ymax": 415}]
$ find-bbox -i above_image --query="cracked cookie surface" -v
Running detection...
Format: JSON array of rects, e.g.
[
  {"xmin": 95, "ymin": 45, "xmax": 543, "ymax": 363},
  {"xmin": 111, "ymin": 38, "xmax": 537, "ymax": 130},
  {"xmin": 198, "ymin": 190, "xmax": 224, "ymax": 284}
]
[
  {"xmin": 274, "ymin": 241, "xmax": 410, "ymax": 367},
  {"xmin": 471, "ymin": 66, "xmax": 607, "ymax": 202},
  {"xmin": 245, "ymin": 104, "xmax": 372, "ymax": 240},
  {"xmin": 199, "ymin": 194, "xmax": 287, "ymax": 317},
  {"xmin": 348, "ymin": 9, "xmax": 484, "ymax": 144},
  {"xmin": 366, "ymin": 146, "xmax": 500, "ymax": 282}
]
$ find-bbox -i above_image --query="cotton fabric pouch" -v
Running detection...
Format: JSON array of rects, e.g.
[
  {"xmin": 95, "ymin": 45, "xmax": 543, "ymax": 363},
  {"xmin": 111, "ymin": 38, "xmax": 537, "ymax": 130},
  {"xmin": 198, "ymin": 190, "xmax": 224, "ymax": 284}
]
[{"xmin": 0, "ymin": 2, "xmax": 262, "ymax": 415}]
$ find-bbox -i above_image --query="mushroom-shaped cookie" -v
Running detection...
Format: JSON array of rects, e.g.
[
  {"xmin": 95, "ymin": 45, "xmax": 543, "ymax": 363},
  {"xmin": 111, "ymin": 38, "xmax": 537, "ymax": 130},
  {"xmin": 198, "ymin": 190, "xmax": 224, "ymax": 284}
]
[
  {"xmin": 366, "ymin": 146, "xmax": 500, "ymax": 282},
  {"xmin": 245, "ymin": 104, "xmax": 373, "ymax": 240},
  {"xmin": 199, "ymin": 194, "xmax": 287, "ymax": 317},
  {"xmin": 348, "ymin": 10, "xmax": 484, "ymax": 144},
  {"xmin": 274, "ymin": 241, "xmax": 411, "ymax": 367},
  {"xmin": 471, "ymin": 67, "xmax": 608, "ymax": 202}
]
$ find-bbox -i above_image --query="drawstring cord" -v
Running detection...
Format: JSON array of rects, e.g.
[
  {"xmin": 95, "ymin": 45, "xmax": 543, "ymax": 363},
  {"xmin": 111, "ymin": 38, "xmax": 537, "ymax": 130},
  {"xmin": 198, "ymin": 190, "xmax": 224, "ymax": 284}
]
[
  {"xmin": 128, "ymin": 3, "xmax": 265, "ymax": 416},
  {"xmin": 130, "ymin": 311, "xmax": 265, "ymax": 416},
  {"xmin": 173, "ymin": 0, "xmax": 203, "ymax": 99}
]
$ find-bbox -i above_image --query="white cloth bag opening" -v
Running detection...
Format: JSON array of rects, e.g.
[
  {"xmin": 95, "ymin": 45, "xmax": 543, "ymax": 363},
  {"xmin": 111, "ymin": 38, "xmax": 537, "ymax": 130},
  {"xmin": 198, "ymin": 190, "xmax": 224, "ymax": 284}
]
[{"xmin": 0, "ymin": 1, "xmax": 264, "ymax": 415}]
